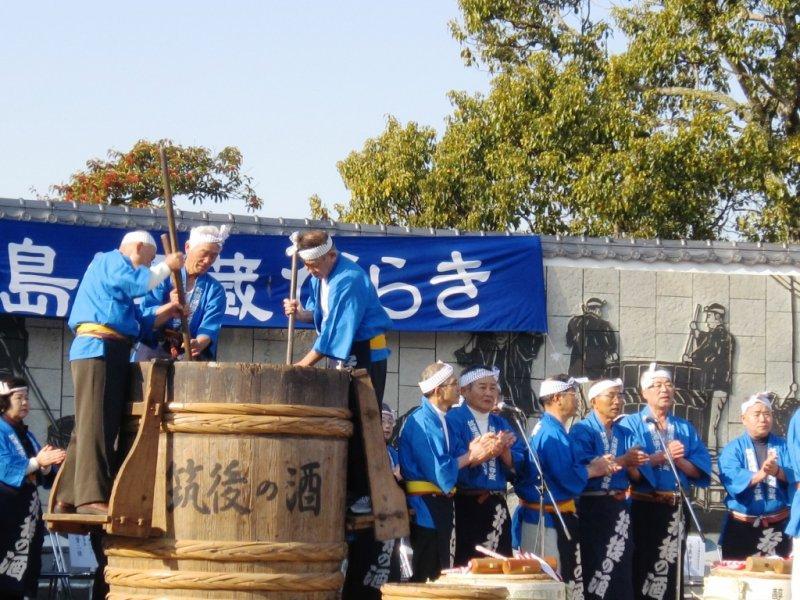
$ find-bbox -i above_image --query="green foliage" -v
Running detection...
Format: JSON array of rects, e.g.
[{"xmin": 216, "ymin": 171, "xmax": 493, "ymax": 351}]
[
  {"xmin": 322, "ymin": 0, "xmax": 800, "ymax": 240},
  {"xmin": 53, "ymin": 139, "xmax": 262, "ymax": 211}
]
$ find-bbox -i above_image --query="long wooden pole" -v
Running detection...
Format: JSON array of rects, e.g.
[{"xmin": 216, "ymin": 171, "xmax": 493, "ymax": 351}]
[
  {"xmin": 285, "ymin": 251, "xmax": 299, "ymax": 365},
  {"xmin": 159, "ymin": 146, "xmax": 193, "ymax": 360}
]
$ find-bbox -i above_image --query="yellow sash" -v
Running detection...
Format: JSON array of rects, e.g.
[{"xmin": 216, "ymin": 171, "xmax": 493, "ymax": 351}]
[
  {"xmin": 369, "ymin": 334, "xmax": 387, "ymax": 350},
  {"xmin": 405, "ymin": 480, "xmax": 456, "ymax": 496}
]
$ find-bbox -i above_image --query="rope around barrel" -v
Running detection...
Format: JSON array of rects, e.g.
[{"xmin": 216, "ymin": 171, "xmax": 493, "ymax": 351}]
[
  {"xmin": 104, "ymin": 538, "xmax": 347, "ymax": 562},
  {"xmin": 381, "ymin": 583, "xmax": 509, "ymax": 599},
  {"xmin": 163, "ymin": 414, "xmax": 353, "ymax": 437},
  {"xmin": 167, "ymin": 402, "xmax": 352, "ymax": 419},
  {"xmin": 104, "ymin": 568, "xmax": 343, "ymax": 591}
]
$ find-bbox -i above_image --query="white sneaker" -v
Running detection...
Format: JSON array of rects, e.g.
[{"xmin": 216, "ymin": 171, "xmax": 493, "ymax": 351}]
[{"xmin": 349, "ymin": 496, "xmax": 372, "ymax": 514}]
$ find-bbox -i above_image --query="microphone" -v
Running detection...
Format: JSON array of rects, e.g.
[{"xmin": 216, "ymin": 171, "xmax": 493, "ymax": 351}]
[
  {"xmin": 497, "ymin": 401, "xmax": 526, "ymax": 415},
  {"xmin": 644, "ymin": 416, "xmax": 657, "ymax": 425}
]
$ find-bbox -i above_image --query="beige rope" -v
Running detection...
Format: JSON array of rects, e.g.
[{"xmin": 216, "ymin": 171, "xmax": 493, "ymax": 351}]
[
  {"xmin": 167, "ymin": 402, "xmax": 351, "ymax": 419},
  {"xmin": 105, "ymin": 567, "xmax": 343, "ymax": 591},
  {"xmin": 104, "ymin": 538, "xmax": 347, "ymax": 562},
  {"xmin": 381, "ymin": 583, "xmax": 509, "ymax": 599},
  {"xmin": 163, "ymin": 414, "xmax": 353, "ymax": 437}
]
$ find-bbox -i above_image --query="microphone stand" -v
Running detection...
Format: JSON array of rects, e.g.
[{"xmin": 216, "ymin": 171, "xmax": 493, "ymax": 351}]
[
  {"xmin": 503, "ymin": 404, "xmax": 572, "ymax": 550},
  {"xmin": 647, "ymin": 417, "xmax": 708, "ymax": 600}
]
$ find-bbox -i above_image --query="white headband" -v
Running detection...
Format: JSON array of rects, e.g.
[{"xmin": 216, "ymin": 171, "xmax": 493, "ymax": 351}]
[
  {"xmin": 121, "ymin": 230, "xmax": 156, "ymax": 248},
  {"xmin": 188, "ymin": 225, "xmax": 230, "ymax": 248},
  {"xmin": 419, "ymin": 362, "xmax": 455, "ymax": 394},
  {"xmin": 459, "ymin": 366, "xmax": 500, "ymax": 387},
  {"xmin": 285, "ymin": 231, "xmax": 333, "ymax": 261},
  {"xmin": 588, "ymin": 378, "xmax": 623, "ymax": 401},
  {"xmin": 539, "ymin": 377, "xmax": 587, "ymax": 398},
  {"xmin": 640, "ymin": 362, "xmax": 672, "ymax": 389},
  {"xmin": 0, "ymin": 382, "xmax": 27, "ymax": 395},
  {"xmin": 741, "ymin": 392, "xmax": 773, "ymax": 415}
]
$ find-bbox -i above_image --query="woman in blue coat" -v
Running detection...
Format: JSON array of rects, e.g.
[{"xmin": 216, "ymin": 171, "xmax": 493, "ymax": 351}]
[{"xmin": 0, "ymin": 377, "xmax": 66, "ymax": 598}]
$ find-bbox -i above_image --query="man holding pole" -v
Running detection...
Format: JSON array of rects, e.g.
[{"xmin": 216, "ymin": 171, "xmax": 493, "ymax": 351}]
[
  {"xmin": 56, "ymin": 231, "xmax": 184, "ymax": 515},
  {"xmin": 282, "ymin": 230, "xmax": 392, "ymax": 398},
  {"xmin": 282, "ymin": 230, "xmax": 392, "ymax": 514},
  {"xmin": 619, "ymin": 363, "xmax": 711, "ymax": 600},
  {"xmin": 135, "ymin": 225, "xmax": 228, "ymax": 361}
]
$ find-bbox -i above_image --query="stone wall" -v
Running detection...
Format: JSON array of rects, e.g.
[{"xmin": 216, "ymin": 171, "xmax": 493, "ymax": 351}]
[{"xmin": 14, "ymin": 264, "xmax": 798, "ymax": 466}]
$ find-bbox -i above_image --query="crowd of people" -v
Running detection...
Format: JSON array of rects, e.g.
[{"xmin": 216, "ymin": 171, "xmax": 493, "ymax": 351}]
[{"xmin": 0, "ymin": 227, "xmax": 799, "ymax": 600}]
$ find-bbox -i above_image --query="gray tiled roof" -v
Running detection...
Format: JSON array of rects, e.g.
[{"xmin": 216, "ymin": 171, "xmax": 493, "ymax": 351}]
[{"xmin": 2, "ymin": 197, "xmax": 800, "ymax": 268}]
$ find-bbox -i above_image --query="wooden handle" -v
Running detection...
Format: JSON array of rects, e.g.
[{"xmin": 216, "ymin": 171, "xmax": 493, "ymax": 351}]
[
  {"xmin": 285, "ymin": 252, "xmax": 299, "ymax": 365},
  {"xmin": 468, "ymin": 557, "xmax": 504, "ymax": 574},
  {"xmin": 501, "ymin": 557, "xmax": 557, "ymax": 574},
  {"xmin": 746, "ymin": 556, "xmax": 788, "ymax": 572},
  {"xmin": 158, "ymin": 147, "xmax": 193, "ymax": 360}
]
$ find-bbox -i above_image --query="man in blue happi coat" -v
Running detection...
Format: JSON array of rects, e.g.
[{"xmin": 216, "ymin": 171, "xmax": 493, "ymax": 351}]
[
  {"xmin": 135, "ymin": 225, "xmax": 228, "ymax": 361},
  {"xmin": 785, "ymin": 407, "xmax": 800, "ymax": 597},
  {"xmin": 570, "ymin": 378, "xmax": 649, "ymax": 600},
  {"xmin": 398, "ymin": 361, "xmax": 497, "ymax": 582},
  {"xmin": 620, "ymin": 363, "xmax": 711, "ymax": 600},
  {"xmin": 512, "ymin": 375, "xmax": 616, "ymax": 600},
  {"xmin": 282, "ymin": 230, "xmax": 391, "ymax": 388},
  {"xmin": 447, "ymin": 364, "xmax": 524, "ymax": 565},
  {"xmin": 718, "ymin": 391, "xmax": 792, "ymax": 559},
  {"xmin": 57, "ymin": 230, "xmax": 184, "ymax": 516}
]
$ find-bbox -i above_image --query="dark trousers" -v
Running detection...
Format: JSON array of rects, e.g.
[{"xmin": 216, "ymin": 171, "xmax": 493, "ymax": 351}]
[
  {"xmin": 342, "ymin": 529, "xmax": 401, "ymax": 599},
  {"xmin": 631, "ymin": 500, "xmax": 685, "ymax": 600},
  {"xmin": 578, "ymin": 495, "xmax": 633, "ymax": 600},
  {"xmin": 720, "ymin": 513, "xmax": 791, "ymax": 559},
  {"xmin": 410, "ymin": 495, "xmax": 455, "ymax": 583},
  {"xmin": 454, "ymin": 492, "xmax": 512, "ymax": 566},
  {"xmin": 58, "ymin": 339, "xmax": 130, "ymax": 506}
]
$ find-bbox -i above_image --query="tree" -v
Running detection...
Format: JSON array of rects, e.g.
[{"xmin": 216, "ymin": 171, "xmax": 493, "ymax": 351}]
[
  {"xmin": 53, "ymin": 139, "xmax": 262, "ymax": 211},
  {"xmin": 319, "ymin": 0, "xmax": 799, "ymax": 240}
]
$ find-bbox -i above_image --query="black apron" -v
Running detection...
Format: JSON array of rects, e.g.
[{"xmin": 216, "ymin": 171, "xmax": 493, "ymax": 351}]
[
  {"xmin": 454, "ymin": 491, "xmax": 511, "ymax": 566},
  {"xmin": 578, "ymin": 495, "xmax": 633, "ymax": 600}
]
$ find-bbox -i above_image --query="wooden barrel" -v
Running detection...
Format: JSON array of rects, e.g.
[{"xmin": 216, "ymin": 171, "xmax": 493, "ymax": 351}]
[
  {"xmin": 106, "ymin": 362, "xmax": 352, "ymax": 600},
  {"xmin": 381, "ymin": 583, "xmax": 509, "ymax": 599}
]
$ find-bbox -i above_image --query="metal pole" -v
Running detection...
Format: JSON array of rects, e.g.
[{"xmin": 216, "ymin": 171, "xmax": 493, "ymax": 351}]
[
  {"xmin": 649, "ymin": 421, "xmax": 707, "ymax": 600},
  {"xmin": 509, "ymin": 411, "xmax": 572, "ymax": 541},
  {"xmin": 285, "ymin": 251, "xmax": 299, "ymax": 365},
  {"xmin": 158, "ymin": 146, "xmax": 193, "ymax": 360}
]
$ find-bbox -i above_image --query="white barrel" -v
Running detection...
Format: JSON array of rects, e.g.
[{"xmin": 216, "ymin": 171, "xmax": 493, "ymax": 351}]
[
  {"xmin": 436, "ymin": 573, "xmax": 565, "ymax": 600},
  {"xmin": 702, "ymin": 569, "xmax": 791, "ymax": 600}
]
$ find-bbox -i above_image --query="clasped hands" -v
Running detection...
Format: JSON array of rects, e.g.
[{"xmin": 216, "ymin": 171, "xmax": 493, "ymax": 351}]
[{"xmin": 466, "ymin": 431, "xmax": 517, "ymax": 466}]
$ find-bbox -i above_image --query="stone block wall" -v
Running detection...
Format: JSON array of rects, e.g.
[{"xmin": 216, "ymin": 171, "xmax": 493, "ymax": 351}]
[{"xmin": 10, "ymin": 265, "xmax": 799, "ymax": 472}]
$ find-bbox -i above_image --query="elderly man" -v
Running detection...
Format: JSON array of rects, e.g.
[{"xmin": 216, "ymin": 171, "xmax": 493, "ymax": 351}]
[
  {"xmin": 620, "ymin": 363, "xmax": 711, "ymax": 600},
  {"xmin": 447, "ymin": 364, "xmax": 523, "ymax": 565},
  {"xmin": 282, "ymin": 230, "xmax": 392, "ymax": 389},
  {"xmin": 398, "ymin": 362, "xmax": 495, "ymax": 582},
  {"xmin": 57, "ymin": 231, "xmax": 183, "ymax": 515},
  {"xmin": 135, "ymin": 225, "xmax": 228, "ymax": 361},
  {"xmin": 512, "ymin": 375, "xmax": 615, "ymax": 600},
  {"xmin": 718, "ymin": 392, "xmax": 792, "ymax": 559},
  {"xmin": 570, "ymin": 379, "xmax": 649, "ymax": 600},
  {"xmin": 282, "ymin": 230, "xmax": 393, "ymax": 513}
]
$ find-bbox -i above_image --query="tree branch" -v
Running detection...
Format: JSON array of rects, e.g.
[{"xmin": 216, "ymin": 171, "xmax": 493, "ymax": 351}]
[{"xmin": 647, "ymin": 86, "xmax": 748, "ymax": 113}]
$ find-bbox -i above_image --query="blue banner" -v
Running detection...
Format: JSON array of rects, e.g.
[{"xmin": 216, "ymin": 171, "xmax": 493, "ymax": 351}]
[{"xmin": 0, "ymin": 220, "xmax": 547, "ymax": 332}]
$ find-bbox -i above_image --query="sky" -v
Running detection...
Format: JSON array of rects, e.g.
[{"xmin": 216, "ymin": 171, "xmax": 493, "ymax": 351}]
[{"xmin": 0, "ymin": 1, "xmax": 491, "ymax": 219}]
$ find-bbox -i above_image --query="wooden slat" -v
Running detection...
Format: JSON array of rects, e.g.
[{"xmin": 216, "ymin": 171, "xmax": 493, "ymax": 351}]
[
  {"xmin": 351, "ymin": 369, "xmax": 410, "ymax": 541},
  {"xmin": 105, "ymin": 360, "xmax": 170, "ymax": 537}
]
